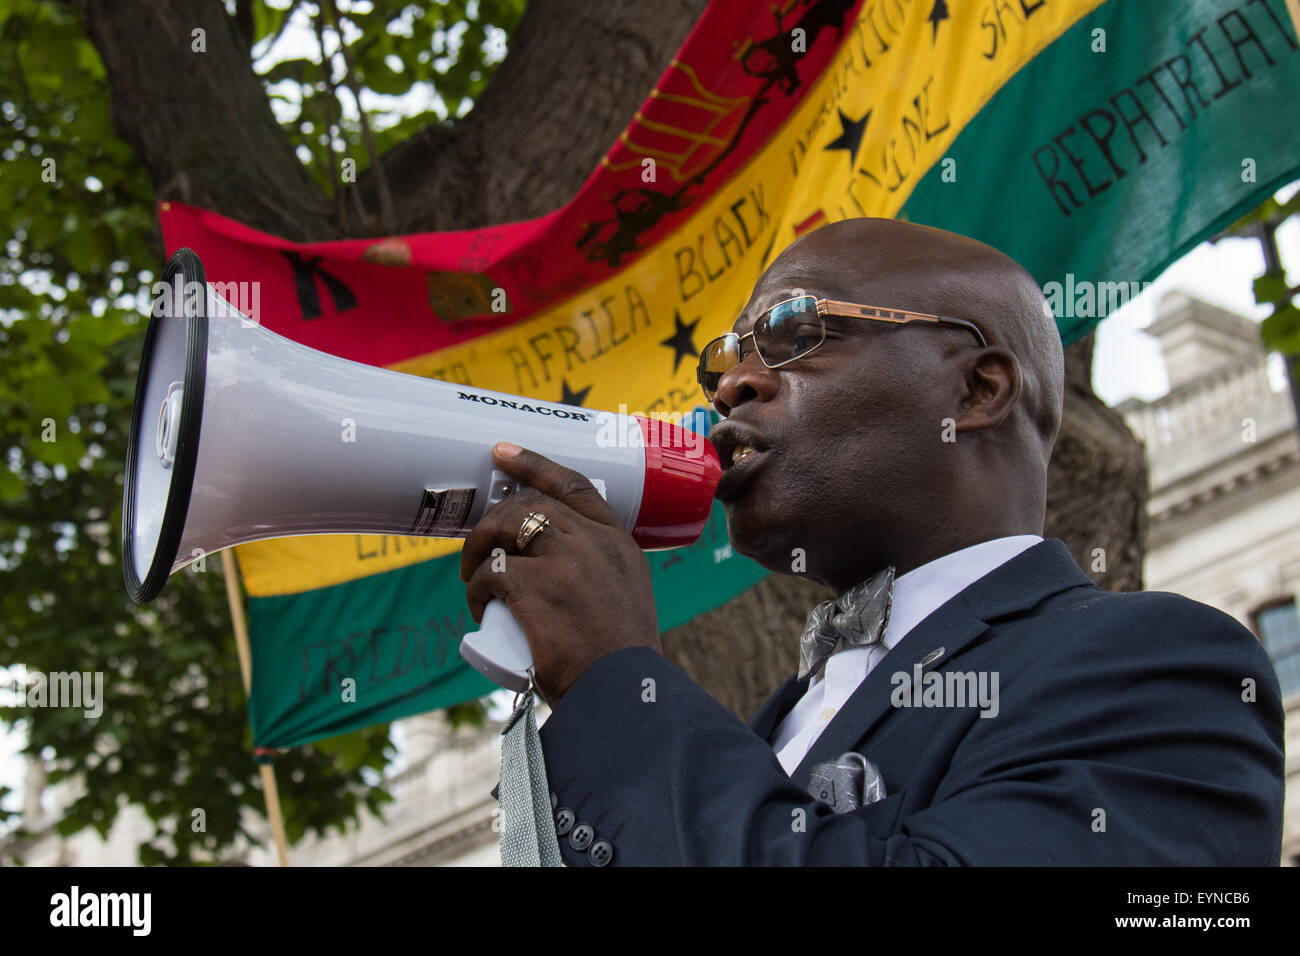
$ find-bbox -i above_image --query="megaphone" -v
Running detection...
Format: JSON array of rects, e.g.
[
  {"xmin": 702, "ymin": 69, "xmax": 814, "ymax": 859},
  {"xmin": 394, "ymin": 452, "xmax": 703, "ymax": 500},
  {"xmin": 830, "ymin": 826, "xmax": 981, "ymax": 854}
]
[{"xmin": 123, "ymin": 249, "xmax": 722, "ymax": 691}]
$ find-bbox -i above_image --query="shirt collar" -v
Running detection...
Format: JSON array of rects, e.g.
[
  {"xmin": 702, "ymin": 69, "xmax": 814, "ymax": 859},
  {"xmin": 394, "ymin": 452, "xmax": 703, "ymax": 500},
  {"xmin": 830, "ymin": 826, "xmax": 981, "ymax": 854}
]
[{"xmin": 881, "ymin": 534, "xmax": 1044, "ymax": 649}]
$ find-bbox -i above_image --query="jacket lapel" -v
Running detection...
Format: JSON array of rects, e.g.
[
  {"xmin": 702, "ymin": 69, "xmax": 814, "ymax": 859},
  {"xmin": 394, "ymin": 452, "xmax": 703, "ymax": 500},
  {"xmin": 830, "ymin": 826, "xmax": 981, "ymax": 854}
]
[
  {"xmin": 748, "ymin": 674, "xmax": 810, "ymax": 743},
  {"xmin": 789, "ymin": 596, "xmax": 988, "ymax": 787},
  {"xmin": 789, "ymin": 539, "xmax": 1094, "ymax": 788}
]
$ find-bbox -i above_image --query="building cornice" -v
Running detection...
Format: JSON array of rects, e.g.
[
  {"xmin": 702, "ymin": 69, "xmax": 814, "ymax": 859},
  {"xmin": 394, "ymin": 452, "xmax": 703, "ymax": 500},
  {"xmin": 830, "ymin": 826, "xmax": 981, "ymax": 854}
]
[{"xmin": 1150, "ymin": 444, "xmax": 1300, "ymax": 547}]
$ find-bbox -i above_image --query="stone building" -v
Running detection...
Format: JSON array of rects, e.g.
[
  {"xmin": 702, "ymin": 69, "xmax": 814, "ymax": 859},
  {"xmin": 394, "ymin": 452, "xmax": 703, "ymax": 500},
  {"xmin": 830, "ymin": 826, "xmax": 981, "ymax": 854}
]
[
  {"xmin": 6, "ymin": 709, "xmax": 502, "ymax": 866},
  {"xmin": 1117, "ymin": 291, "xmax": 1300, "ymax": 865}
]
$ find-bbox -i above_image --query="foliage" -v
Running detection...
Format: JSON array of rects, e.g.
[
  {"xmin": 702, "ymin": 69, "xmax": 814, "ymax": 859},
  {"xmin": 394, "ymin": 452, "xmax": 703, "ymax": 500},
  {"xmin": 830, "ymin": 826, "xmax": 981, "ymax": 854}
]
[
  {"xmin": 0, "ymin": 0, "xmax": 521, "ymax": 863},
  {"xmin": 262, "ymin": 0, "xmax": 522, "ymax": 190},
  {"xmin": 1220, "ymin": 189, "xmax": 1300, "ymax": 355}
]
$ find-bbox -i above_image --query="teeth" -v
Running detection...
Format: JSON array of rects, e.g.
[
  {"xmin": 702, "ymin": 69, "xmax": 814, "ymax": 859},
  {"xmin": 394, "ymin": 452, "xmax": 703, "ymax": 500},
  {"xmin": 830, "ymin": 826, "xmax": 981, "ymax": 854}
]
[{"xmin": 731, "ymin": 444, "xmax": 756, "ymax": 464}]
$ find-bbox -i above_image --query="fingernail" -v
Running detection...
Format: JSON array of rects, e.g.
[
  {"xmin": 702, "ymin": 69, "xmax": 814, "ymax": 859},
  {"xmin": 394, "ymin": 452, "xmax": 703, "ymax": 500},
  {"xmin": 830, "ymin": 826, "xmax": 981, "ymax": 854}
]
[{"xmin": 494, "ymin": 441, "xmax": 522, "ymax": 458}]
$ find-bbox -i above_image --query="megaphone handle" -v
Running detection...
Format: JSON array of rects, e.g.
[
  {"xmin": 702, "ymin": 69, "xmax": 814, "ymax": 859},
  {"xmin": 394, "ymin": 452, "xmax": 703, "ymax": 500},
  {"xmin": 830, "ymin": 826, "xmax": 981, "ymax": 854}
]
[{"xmin": 459, "ymin": 599, "xmax": 535, "ymax": 693}]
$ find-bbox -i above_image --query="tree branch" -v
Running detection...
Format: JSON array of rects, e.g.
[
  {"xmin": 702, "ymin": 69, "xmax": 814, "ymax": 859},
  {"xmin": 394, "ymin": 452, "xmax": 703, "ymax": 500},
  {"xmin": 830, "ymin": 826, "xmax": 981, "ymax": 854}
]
[
  {"xmin": 80, "ymin": 0, "xmax": 333, "ymax": 241},
  {"xmin": 322, "ymin": 0, "xmax": 394, "ymax": 234},
  {"xmin": 310, "ymin": 5, "xmax": 349, "ymax": 227},
  {"xmin": 80, "ymin": 0, "xmax": 709, "ymax": 240},
  {"xmin": 354, "ymin": 0, "xmax": 710, "ymax": 234}
]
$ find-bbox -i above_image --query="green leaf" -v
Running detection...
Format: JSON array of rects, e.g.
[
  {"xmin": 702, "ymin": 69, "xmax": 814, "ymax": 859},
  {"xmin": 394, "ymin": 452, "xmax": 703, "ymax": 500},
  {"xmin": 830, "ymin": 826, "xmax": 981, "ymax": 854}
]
[
  {"xmin": 0, "ymin": 467, "xmax": 24, "ymax": 500},
  {"xmin": 359, "ymin": 59, "xmax": 409, "ymax": 96},
  {"xmin": 1260, "ymin": 304, "xmax": 1300, "ymax": 355},
  {"xmin": 251, "ymin": 0, "xmax": 289, "ymax": 45},
  {"xmin": 1253, "ymin": 272, "xmax": 1289, "ymax": 306}
]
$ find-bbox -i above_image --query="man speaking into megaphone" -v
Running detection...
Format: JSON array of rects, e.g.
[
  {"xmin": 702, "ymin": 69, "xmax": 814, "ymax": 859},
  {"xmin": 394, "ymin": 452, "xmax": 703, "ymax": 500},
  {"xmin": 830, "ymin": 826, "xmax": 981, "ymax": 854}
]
[{"xmin": 459, "ymin": 218, "xmax": 1284, "ymax": 866}]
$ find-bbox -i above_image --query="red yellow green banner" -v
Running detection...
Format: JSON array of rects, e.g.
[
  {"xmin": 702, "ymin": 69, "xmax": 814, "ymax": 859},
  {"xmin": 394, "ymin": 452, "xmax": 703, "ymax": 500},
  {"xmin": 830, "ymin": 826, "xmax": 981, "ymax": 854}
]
[{"xmin": 159, "ymin": 0, "xmax": 1300, "ymax": 747}]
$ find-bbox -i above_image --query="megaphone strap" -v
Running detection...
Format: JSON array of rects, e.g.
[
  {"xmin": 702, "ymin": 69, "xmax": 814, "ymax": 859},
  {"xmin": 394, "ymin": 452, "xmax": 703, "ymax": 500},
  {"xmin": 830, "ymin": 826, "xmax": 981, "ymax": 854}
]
[{"xmin": 499, "ymin": 683, "xmax": 564, "ymax": 867}]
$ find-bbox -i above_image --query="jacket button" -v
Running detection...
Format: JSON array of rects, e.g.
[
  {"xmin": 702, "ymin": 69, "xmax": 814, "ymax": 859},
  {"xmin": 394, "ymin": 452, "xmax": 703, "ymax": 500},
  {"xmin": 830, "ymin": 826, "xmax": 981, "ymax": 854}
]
[
  {"xmin": 569, "ymin": 823, "xmax": 594, "ymax": 851},
  {"xmin": 550, "ymin": 791, "xmax": 558, "ymax": 810},
  {"xmin": 554, "ymin": 808, "xmax": 575, "ymax": 836},
  {"xmin": 588, "ymin": 840, "xmax": 614, "ymax": 867}
]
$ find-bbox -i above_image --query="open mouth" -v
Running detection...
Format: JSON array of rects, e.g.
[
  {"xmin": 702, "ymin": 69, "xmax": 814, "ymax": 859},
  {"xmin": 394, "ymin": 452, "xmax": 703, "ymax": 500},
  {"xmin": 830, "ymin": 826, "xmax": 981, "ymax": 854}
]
[
  {"xmin": 715, "ymin": 446, "xmax": 768, "ymax": 501},
  {"xmin": 709, "ymin": 419, "xmax": 772, "ymax": 500}
]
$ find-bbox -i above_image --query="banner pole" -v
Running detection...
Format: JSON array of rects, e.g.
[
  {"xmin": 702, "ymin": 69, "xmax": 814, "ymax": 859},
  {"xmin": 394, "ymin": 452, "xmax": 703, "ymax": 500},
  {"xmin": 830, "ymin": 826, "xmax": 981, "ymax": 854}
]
[{"xmin": 222, "ymin": 549, "xmax": 290, "ymax": 867}]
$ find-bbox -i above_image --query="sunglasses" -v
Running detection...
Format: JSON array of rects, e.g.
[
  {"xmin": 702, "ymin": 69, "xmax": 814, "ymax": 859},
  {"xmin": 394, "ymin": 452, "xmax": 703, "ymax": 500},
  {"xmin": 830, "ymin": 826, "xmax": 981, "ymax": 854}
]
[{"xmin": 696, "ymin": 294, "xmax": 989, "ymax": 406}]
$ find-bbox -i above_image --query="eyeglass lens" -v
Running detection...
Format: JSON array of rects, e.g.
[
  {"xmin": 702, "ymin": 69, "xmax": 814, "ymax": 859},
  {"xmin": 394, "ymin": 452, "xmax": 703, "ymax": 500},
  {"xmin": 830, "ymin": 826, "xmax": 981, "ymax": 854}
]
[{"xmin": 698, "ymin": 296, "xmax": 823, "ymax": 402}]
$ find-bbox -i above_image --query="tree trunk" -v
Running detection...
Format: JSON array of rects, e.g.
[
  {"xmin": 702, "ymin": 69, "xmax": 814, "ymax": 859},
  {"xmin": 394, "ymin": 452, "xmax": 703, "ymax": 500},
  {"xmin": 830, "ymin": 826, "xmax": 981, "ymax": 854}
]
[
  {"xmin": 79, "ymin": 0, "xmax": 710, "ymax": 238},
  {"xmin": 1047, "ymin": 333, "xmax": 1148, "ymax": 595},
  {"xmin": 81, "ymin": 0, "xmax": 1147, "ymax": 724},
  {"xmin": 81, "ymin": 0, "xmax": 334, "ymax": 241}
]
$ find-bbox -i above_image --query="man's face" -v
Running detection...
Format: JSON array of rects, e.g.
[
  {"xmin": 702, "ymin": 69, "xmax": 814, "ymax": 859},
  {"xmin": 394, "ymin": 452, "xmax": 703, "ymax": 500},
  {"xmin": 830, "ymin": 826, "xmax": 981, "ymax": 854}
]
[{"xmin": 707, "ymin": 236, "xmax": 964, "ymax": 586}]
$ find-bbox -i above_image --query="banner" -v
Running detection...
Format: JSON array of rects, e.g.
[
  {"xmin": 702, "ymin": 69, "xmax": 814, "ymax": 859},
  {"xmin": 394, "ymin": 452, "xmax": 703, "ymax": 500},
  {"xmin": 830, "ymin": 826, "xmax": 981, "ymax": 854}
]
[
  {"xmin": 160, "ymin": 0, "xmax": 1300, "ymax": 748},
  {"xmin": 901, "ymin": 0, "xmax": 1300, "ymax": 342}
]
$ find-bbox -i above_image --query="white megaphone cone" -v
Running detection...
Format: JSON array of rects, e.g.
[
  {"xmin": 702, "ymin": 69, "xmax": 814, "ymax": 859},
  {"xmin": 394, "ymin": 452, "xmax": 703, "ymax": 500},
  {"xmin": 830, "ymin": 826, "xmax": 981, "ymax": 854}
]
[{"xmin": 123, "ymin": 249, "xmax": 722, "ymax": 692}]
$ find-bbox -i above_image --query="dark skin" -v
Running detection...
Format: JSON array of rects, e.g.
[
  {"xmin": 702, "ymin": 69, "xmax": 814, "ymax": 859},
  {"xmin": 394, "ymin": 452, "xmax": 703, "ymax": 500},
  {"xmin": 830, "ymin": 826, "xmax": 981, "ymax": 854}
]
[
  {"xmin": 462, "ymin": 219, "xmax": 1062, "ymax": 704},
  {"xmin": 460, "ymin": 441, "xmax": 661, "ymax": 704}
]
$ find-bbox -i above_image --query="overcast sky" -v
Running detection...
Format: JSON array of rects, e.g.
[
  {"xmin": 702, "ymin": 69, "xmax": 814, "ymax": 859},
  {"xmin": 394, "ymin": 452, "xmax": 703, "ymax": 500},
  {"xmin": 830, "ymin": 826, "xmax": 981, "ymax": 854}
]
[{"xmin": 1095, "ymin": 187, "xmax": 1299, "ymax": 404}]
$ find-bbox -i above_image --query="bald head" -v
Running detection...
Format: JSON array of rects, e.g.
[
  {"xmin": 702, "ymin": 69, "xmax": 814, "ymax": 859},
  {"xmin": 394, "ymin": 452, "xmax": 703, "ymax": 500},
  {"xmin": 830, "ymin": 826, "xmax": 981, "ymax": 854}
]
[
  {"xmin": 758, "ymin": 218, "xmax": 1064, "ymax": 464},
  {"xmin": 711, "ymin": 217, "xmax": 1066, "ymax": 588}
]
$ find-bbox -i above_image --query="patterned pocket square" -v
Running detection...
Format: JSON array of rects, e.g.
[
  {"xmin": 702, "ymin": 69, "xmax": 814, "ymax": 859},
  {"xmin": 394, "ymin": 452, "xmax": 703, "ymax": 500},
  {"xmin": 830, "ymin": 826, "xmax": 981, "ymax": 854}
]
[{"xmin": 807, "ymin": 752, "xmax": 887, "ymax": 813}]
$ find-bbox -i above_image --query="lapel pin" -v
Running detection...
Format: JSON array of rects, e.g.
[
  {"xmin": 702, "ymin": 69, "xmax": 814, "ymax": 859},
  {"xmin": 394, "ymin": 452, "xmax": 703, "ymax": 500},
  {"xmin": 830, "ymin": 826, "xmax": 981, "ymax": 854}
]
[{"xmin": 917, "ymin": 647, "xmax": 945, "ymax": 669}]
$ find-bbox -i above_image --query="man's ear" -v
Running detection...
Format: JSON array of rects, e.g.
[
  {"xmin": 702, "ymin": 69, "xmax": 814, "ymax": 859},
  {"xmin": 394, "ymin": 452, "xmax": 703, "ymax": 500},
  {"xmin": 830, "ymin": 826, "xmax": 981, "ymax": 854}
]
[{"xmin": 953, "ymin": 347, "xmax": 1022, "ymax": 433}]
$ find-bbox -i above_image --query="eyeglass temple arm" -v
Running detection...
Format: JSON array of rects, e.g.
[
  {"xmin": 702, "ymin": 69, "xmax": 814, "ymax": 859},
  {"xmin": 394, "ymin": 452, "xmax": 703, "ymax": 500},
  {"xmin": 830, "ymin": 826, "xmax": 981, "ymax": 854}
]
[
  {"xmin": 937, "ymin": 316, "xmax": 988, "ymax": 348},
  {"xmin": 818, "ymin": 299, "xmax": 988, "ymax": 348}
]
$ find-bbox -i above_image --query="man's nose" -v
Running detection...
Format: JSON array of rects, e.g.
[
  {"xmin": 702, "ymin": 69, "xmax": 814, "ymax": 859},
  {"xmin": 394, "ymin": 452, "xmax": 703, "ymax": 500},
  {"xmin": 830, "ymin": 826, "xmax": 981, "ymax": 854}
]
[{"xmin": 712, "ymin": 352, "xmax": 779, "ymax": 417}]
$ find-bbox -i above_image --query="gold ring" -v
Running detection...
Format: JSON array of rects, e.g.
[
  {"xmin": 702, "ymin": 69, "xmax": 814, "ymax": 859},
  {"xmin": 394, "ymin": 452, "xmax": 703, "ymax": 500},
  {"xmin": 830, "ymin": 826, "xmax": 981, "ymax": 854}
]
[{"xmin": 516, "ymin": 512, "xmax": 551, "ymax": 551}]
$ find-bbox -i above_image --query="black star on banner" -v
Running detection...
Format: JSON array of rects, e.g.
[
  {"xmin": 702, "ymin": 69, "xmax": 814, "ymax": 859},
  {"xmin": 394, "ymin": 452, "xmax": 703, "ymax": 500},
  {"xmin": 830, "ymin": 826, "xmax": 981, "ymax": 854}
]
[
  {"xmin": 660, "ymin": 310, "xmax": 701, "ymax": 375},
  {"xmin": 823, "ymin": 108, "xmax": 871, "ymax": 165},
  {"xmin": 928, "ymin": 0, "xmax": 950, "ymax": 45},
  {"xmin": 558, "ymin": 378, "xmax": 592, "ymax": 407}
]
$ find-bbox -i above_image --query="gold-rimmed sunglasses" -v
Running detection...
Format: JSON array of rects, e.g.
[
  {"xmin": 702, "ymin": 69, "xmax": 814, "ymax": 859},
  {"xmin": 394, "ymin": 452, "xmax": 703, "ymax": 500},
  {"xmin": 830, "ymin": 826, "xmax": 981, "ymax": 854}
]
[{"xmin": 696, "ymin": 294, "xmax": 989, "ymax": 406}]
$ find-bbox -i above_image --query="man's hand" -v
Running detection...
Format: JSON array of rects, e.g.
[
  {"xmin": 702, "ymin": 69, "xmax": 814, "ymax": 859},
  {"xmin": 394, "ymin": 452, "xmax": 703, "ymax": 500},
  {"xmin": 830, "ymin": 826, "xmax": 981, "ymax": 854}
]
[{"xmin": 460, "ymin": 441, "xmax": 662, "ymax": 704}]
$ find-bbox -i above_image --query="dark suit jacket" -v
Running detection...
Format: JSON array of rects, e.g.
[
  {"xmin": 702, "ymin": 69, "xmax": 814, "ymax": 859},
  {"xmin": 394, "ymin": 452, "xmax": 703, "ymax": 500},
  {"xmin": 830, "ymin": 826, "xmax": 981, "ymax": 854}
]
[{"xmin": 536, "ymin": 539, "xmax": 1285, "ymax": 865}]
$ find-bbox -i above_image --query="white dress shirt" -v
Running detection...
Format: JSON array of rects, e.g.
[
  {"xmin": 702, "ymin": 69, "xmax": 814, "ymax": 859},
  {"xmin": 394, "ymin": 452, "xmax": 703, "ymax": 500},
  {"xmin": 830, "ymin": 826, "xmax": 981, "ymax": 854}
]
[{"xmin": 771, "ymin": 535, "xmax": 1043, "ymax": 774}]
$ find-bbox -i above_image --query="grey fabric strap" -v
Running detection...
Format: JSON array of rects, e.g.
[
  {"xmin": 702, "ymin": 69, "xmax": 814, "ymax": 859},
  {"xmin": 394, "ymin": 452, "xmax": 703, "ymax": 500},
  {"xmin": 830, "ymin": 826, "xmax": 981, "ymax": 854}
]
[{"xmin": 499, "ymin": 687, "xmax": 564, "ymax": 867}]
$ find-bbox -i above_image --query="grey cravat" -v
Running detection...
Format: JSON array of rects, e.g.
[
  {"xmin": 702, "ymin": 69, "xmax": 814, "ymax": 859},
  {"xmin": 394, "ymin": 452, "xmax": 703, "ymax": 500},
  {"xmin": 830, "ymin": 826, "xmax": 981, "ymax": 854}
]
[{"xmin": 798, "ymin": 565, "xmax": 895, "ymax": 680}]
